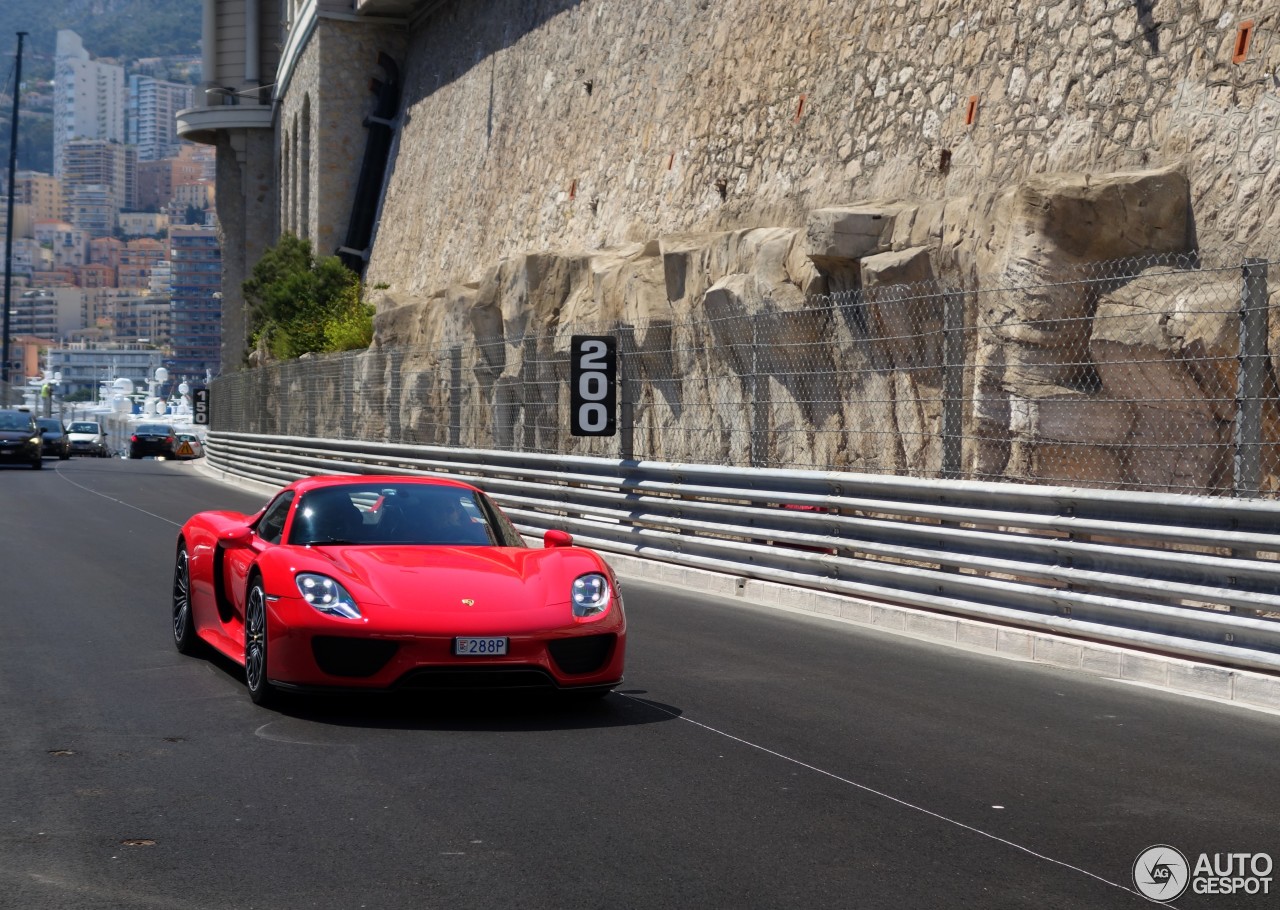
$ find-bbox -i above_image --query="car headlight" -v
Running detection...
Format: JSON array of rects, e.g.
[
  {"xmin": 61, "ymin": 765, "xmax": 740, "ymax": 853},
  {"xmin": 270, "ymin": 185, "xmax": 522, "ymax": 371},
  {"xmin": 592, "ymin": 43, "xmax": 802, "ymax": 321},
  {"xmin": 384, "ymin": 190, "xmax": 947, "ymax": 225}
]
[
  {"xmin": 296, "ymin": 573, "xmax": 361, "ymax": 619},
  {"xmin": 571, "ymin": 573, "xmax": 611, "ymax": 617}
]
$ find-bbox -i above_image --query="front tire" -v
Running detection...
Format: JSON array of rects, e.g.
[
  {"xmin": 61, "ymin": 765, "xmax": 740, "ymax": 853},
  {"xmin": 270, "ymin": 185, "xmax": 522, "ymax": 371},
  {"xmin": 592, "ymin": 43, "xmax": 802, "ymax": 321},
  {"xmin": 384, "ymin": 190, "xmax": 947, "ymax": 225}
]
[
  {"xmin": 31, "ymin": 454, "xmax": 42, "ymax": 469},
  {"xmin": 172, "ymin": 544, "xmax": 198, "ymax": 654},
  {"xmin": 244, "ymin": 579, "xmax": 276, "ymax": 706}
]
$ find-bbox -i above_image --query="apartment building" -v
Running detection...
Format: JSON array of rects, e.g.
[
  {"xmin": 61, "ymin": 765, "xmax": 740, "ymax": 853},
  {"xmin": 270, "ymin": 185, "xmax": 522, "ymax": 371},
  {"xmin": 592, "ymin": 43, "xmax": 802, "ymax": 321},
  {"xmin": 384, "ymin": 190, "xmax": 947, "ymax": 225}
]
[
  {"xmin": 15, "ymin": 172, "xmax": 63, "ymax": 223},
  {"xmin": 128, "ymin": 76, "xmax": 195, "ymax": 162},
  {"xmin": 137, "ymin": 155, "xmax": 205, "ymax": 212},
  {"xmin": 168, "ymin": 224, "xmax": 223, "ymax": 381},
  {"xmin": 53, "ymin": 31, "xmax": 126, "ymax": 178},
  {"xmin": 61, "ymin": 140, "xmax": 137, "ymax": 214}
]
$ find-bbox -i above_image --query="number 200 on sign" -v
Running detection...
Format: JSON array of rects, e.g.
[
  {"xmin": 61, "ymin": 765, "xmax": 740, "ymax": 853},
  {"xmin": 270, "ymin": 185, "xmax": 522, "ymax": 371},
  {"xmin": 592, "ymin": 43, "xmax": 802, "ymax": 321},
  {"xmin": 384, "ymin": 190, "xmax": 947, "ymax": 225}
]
[{"xmin": 570, "ymin": 335, "xmax": 617, "ymax": 436}]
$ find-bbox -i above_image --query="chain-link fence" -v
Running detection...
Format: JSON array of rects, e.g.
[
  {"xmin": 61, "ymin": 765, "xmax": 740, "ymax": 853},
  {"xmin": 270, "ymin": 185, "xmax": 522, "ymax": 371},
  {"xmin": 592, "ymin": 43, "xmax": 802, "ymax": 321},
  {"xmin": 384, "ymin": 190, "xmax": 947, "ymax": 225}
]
[{"xmin": 211, "ymin": 249, "xmax": 1280, "ymax": 498}]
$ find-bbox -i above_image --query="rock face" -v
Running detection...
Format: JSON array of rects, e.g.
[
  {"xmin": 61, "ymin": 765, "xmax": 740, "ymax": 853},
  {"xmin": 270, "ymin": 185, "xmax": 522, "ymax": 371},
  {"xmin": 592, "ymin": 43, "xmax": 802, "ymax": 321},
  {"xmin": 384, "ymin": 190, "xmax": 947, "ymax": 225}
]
[
  {"xmin": 358, "ymin": 0, "xmax": 1280, "ymax": 303},
  {"xmin": 334, "ymin": 165, "xmax": 1280, "ymax": 492},
  {"xmin": 974, "ymin": 167, "xmax": 1195, "ymax": 484}
]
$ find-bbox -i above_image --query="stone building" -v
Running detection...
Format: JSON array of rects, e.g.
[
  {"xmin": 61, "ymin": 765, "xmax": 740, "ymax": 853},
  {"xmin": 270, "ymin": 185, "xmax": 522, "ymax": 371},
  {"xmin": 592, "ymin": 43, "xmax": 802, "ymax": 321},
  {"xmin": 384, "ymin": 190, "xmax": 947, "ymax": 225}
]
[
  {"xmin": 184, "ymin": 2, "xmax": 1280, "ymax": 365},
  {"xmin": 183, "ymin": 1, "xmax": 1280, "ymax": 489}
]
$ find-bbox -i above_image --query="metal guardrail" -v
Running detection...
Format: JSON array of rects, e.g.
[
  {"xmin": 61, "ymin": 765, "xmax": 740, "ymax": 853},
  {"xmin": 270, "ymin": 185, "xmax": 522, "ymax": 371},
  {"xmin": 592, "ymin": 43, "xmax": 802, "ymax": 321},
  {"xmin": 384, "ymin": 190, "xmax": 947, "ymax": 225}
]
[{"xmin": 205, "ymin": 431, "xmax": 1280, "ymax": 674}]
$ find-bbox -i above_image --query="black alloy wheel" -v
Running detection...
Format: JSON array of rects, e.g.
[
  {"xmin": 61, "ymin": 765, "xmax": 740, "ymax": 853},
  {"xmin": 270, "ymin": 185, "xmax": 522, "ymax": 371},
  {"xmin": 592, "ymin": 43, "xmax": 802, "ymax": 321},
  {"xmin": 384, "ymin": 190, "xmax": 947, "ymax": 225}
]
[
  {"xmin": 244, "ymin": 579, "xmax": 276, "ymax": 706},
  {"xmin": 172, "ymin": 545, "xmax": 198, "ymax": 654}
]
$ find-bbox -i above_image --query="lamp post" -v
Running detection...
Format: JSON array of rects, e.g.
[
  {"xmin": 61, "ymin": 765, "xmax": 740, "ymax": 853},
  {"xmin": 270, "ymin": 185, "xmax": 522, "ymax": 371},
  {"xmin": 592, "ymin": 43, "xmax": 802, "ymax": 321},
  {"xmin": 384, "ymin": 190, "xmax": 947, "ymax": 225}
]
[{"xmin": 2, "ymin": 32, "xmax": 27, "ymax": 407}]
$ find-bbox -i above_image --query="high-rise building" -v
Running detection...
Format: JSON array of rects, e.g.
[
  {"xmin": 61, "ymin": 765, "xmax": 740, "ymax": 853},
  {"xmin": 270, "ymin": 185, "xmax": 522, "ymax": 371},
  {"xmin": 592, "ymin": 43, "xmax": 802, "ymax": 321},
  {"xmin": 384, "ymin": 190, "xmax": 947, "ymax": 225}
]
[
  {"xmin": 53, "ymin": 31, "xmax": 127, "ymax": 178},
  {"xmin": 168, "ymin": 224, "xmax": 222, "ymax": 381},
  {"xmin": 61, "ymin": 140, "xmax": 137, "ymax": 215},
  {"xmin": 128, "ymin": 76, "xmax": 195, "ymax": 162}
]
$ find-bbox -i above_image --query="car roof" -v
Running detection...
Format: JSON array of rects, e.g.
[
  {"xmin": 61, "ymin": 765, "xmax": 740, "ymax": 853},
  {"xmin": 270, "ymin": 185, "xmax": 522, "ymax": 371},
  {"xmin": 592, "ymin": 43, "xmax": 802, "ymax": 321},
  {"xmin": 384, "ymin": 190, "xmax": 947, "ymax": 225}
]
[{"xmin": 288, "ymin": 474, "xmax": 483, "ymax": 496}]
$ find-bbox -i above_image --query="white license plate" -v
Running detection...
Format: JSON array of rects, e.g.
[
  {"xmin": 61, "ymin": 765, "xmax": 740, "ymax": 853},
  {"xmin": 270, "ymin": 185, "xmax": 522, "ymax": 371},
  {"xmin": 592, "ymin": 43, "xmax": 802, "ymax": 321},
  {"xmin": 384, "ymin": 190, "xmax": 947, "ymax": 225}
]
[{"xmin": 454, "ymin": 637, "xmax": 508, "ymax": 656}]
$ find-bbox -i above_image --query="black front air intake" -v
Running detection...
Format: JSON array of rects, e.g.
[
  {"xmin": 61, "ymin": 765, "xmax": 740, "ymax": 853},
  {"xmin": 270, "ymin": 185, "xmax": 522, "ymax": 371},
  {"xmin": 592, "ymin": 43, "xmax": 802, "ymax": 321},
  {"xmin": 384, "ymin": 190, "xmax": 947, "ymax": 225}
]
[
  {"xmin": 311, "ymin": 636, "xmax": 399, "ymax": 678},
  {"xmin": 547, "ymin": 634, "xmax": 616, "ymax": 675}
]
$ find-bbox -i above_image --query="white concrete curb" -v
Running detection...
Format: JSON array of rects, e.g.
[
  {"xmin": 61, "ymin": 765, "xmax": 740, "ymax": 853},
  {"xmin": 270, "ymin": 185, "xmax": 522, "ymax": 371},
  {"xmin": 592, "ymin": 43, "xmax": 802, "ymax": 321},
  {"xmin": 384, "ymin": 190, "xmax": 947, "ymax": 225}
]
[{"xmin": 599, "ymin": 551, "xmax": 1280, "ymax": 715}]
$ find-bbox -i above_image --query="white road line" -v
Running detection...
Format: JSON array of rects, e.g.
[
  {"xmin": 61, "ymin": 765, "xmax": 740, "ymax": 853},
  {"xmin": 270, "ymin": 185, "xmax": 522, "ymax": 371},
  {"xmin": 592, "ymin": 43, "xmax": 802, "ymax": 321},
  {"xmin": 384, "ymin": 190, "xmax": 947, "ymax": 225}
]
[
  {"xmin": 55, "ymin": 464, "xmax": 183, "ymax": 528},
  {"xmin": 622, "ymin": 693, "xmax": 1161, "ymax": 906}
]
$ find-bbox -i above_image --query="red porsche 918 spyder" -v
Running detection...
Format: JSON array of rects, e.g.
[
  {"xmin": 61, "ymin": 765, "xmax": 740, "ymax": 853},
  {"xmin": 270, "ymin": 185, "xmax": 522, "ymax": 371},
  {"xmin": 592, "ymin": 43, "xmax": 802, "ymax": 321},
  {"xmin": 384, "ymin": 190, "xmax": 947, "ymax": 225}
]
[{"xmin": 172, "ymin": 475, "xmax": 625, "ymax": 705}]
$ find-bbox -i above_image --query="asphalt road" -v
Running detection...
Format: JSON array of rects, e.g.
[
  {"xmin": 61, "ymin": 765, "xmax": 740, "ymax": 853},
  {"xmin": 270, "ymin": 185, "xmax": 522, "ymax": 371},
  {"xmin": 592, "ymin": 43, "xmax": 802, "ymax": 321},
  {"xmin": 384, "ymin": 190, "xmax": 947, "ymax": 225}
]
[{"xmin": 1, "ymin": 457, "xmax": 1278, "ymax": 909}]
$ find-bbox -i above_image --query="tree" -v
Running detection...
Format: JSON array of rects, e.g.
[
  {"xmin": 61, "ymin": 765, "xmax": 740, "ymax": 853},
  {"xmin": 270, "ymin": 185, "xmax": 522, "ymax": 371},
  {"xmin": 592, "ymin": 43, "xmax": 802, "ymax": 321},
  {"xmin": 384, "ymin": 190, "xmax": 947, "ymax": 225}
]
[{"xmin": 242, "ymin": 233, "xmax": 373, "ymax": 363}]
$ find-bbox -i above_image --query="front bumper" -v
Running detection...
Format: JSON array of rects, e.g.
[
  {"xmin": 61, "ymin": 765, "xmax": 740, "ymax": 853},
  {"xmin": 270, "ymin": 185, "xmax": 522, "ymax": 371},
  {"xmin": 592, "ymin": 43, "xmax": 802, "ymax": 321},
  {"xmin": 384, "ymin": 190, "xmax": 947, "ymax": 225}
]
[
  {"xmin": 0, "ymin": 442, "xmax": 39, "ymax": 462},
  {"xmin": 264, "ymin": 595, "xmax": 626, "ymax": 691}
]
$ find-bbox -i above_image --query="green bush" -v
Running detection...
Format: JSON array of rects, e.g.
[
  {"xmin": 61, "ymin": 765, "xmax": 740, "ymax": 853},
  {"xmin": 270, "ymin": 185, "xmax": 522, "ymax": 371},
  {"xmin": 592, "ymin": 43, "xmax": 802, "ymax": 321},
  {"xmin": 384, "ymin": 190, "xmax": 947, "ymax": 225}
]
[{"xmin": 243, "ymin": 234, "xmax": 370, "ymax": 363}]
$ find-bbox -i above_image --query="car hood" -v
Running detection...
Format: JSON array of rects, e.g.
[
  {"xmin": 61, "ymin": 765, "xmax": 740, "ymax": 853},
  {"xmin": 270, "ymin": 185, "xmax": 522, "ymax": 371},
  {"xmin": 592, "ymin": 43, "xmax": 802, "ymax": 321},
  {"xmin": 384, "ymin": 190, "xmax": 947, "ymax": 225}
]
[
  {"xmin": 306, "ymin": 545, "xmax": 602, "ymax": 613},
  {"xmin": 0, "ymin": 429, "xmax": 34, "ymax": 442},
  {"xmin": 67, "ymin": 432, "xmax": 101, "ymax": 441}
]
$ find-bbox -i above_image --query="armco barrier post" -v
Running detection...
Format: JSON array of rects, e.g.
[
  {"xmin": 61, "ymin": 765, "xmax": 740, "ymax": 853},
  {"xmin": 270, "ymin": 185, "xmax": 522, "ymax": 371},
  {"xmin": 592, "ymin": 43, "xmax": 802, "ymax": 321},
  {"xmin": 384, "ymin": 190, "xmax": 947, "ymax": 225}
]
[
  {"xmin": 750, "ymin": 316, "xmax": 769, "ymax": 468},
  {"xmin": 387, "ymin": 350, "xmax": 402, "ymax": 443},
  {"xmin": 449, "ymin": 346, "xmax": 462, "ymax": 448},
  {"xmin": 1235, "ymin": 259, "xmax": 1266, "ymax": 498},
  {"xmin": 942, "ymin": 291, "xmax": 965, "ymax": 479},
  {"xmin": 618, "ymin": 323, "xmax": 636, "ymax": 461},
  {"xmin": 341, "ymin": 355, "xmax": 354, "ymax": 439},
  {"xmin": 522, "ymin": 335, "xmax": 537, "ymax": 451}
]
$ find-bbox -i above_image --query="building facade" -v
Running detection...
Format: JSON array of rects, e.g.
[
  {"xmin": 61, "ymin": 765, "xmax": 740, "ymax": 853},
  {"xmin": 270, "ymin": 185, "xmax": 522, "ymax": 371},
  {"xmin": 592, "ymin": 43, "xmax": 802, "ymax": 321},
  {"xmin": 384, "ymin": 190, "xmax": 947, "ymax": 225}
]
[
  {"xmin": 53, "ymin": 31, "xmax": 127, "ymax": 179},
  {"xmin": 168, "ymin": 224, "xmax": 223, "ymax": 382},
  {"xmin": 128, "ymin": 76, "xmax": 196, "ymax": 162},
  {"xmin": 34, "ymin": 222, "xmax": 89, "ymax": 271},
  {"xmin": 61, "ymin": 140, "xmax": 137, "ymax": 216},
  {"xmin": 8, "ymin": 289, "xmax": 87, "ymax": 340},
  {"xmin": 50, "ymin": 343, "xmax": 164, "ymax": 398},
  {"xmin": 15, "ymin": 172, "xmax": 64, "ymax": 223}
]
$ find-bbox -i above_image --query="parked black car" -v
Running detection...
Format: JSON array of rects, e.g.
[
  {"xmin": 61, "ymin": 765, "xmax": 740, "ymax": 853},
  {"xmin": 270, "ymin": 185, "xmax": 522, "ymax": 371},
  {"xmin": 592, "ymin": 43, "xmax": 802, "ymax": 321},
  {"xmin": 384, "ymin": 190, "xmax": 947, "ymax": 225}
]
[
  {"xmin": 36, "ymin": 417, "xmax": 71, "ymax": 460},
  {"xmin": 129, "ymin": 423, "xmax": 179, "ymax": 459},
  {"xmin": 0, "ymin": 409, "xmax": 43, "ymax": 469}
]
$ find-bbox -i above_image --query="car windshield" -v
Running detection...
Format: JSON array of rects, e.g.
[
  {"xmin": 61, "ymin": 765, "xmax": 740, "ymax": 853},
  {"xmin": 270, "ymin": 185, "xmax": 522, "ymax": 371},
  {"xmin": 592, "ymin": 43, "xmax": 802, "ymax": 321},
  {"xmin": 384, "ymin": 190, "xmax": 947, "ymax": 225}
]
[
  {"xmin": 69, "ymin": 423, "xmax": 99, "ymax": 433},
  {"xmin": 37, "ymin": 419, "xmax": 62, "ymax": 433},
  {"xmin": 0, "ymin": 412, "xmax": 31, "ymax": 431},
  {"xmin": 287, "ymin": 483, "xmax": 525, "ymax": 548},
  {"xmin": 136, "ymin": 425, "xmax": 173, "ymax": 435}
]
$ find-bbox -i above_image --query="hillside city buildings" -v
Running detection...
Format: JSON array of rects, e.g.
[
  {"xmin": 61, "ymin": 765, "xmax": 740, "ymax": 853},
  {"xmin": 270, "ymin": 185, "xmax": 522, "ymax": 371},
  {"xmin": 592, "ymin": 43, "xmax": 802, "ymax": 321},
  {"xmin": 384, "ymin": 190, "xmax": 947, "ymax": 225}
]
[{"xmin": 3, "ymin": 29, "xmax": 217, "ymax": 398}]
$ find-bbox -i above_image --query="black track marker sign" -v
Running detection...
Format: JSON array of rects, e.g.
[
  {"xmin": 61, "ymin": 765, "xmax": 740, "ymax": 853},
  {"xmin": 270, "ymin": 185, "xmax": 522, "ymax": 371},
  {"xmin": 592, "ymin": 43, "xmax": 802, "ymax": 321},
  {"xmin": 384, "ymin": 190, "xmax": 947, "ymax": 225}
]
[
  {"xmin": 570, "ymin": 335, "xmax": 617, "ymax": 436},
  {"xmin": 193, "ymin": 388, "xmax": 210, "ymax": 426}
]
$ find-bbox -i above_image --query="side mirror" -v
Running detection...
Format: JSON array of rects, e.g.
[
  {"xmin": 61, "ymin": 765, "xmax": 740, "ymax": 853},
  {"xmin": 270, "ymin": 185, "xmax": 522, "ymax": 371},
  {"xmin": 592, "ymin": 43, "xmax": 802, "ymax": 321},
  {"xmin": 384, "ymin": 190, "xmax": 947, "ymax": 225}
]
[
  {"xmin": 219, "ymin": 524, "xmax": 253, "ymax": 546},
  {"xmin": 543, "ymin": 529, "xmax": 573, "ymax": 549}
]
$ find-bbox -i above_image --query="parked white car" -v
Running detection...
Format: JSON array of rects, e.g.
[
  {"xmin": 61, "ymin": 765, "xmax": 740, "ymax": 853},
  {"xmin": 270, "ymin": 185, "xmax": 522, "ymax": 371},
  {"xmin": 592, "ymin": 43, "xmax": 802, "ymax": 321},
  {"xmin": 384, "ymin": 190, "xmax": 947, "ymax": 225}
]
[{"xmin": 66, "ymin": 420, "xmax": 109, "ymax": 457}]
